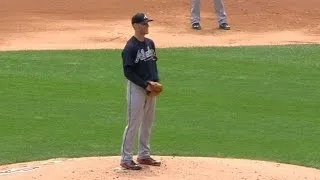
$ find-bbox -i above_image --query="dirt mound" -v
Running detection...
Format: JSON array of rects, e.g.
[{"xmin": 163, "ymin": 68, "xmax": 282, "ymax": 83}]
[{"xmin": 1, "ymin": 156, "xmax": 319, "ymax": 180}]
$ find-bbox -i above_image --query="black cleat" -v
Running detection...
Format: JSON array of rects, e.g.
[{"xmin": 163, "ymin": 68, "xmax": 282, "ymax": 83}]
[
  {"xmin": 219, "ymin": 23, "xmax": 231, "ymax": 30},
  {"xmin": 192, "ymin": 23, "xmax": 201, "ymax": 30}
]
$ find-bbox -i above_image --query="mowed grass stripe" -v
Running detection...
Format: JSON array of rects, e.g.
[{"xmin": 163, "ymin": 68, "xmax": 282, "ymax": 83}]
[{"xmin": 0, "ymin": 45, "xmax": 319, "ymax": 168}]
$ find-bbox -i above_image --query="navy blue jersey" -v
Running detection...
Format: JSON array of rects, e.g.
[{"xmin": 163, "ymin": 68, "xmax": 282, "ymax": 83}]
[{"xmin": 122, "ymin": 36, "xmax": 159, "ymax": 89}]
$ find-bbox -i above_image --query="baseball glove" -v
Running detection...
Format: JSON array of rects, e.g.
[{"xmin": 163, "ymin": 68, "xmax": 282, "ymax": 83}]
[{"xmin": 147, "ymin": 81, "xmax": 163, "ymax": 96}]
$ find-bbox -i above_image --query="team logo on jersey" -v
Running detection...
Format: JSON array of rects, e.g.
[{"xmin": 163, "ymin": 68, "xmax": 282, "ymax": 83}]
[{"xmin": 135, "ymin": 46, "xmax": 156, "ymax": 63}]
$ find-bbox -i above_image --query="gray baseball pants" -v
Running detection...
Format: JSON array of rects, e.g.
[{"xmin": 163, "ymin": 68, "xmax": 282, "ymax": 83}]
[
  {"xmin": 191, "ymin": 0, "xmax": 227, "ymax": 25},
  {"xmin": 121, "ymin": 80, "xmax": 156, "ymax": 162}
]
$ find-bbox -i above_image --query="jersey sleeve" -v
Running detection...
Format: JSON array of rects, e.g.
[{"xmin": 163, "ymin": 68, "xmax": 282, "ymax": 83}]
[
  {"xmin": 151, "ymin": 40, "xmax": 158, "ymax": 61},
  {"xmin": 122, "ymin": 46, "xmax": 149, "ymax": 89},
  {"xmin": 151, "ymin": 40, "xmax": 159, "ymax": 82}
]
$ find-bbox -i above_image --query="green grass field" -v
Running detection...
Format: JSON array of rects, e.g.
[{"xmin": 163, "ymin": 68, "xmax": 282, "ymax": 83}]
[{"xmin": 0, "ymin": 45, "xmax": 319, "ymax": 168}]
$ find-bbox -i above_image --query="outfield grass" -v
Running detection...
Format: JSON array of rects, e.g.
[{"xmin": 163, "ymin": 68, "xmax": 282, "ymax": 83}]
[{"xmin": 0, "ymin": 45, "xmax": 319, "ymax": 168}]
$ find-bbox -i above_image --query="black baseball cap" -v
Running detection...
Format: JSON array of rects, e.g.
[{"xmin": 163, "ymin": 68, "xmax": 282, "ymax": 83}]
[{"xmin": 131, "ymin": 13, "xmax": 153, "ymax": 24}]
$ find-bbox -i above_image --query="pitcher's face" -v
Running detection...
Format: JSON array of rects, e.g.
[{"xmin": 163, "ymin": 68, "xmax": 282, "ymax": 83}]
[
  {"xmin": 140, "ymin": 22, "xmax": 149, "ymax": 34},
  {"xmin": 134, "ymin": 22, "xmax": 149, "ymax": 35}
]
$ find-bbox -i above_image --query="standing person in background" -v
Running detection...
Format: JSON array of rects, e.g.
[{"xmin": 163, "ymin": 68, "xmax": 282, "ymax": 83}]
[
  {"xmin": 191, "ymin": 0, "xmax": 231, "ymax": 30},
  {"xmin": 120, "ymin": 12, "xmax": 163, "ymax": 170}
]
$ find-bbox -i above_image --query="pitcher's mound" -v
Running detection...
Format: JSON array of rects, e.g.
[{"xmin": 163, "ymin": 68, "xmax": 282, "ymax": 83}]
[{"xmin": 0, "ymin": 156, "xmax": 319, "ymax": 180}]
